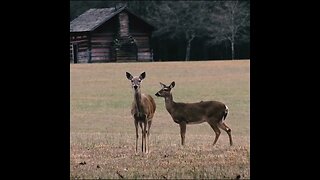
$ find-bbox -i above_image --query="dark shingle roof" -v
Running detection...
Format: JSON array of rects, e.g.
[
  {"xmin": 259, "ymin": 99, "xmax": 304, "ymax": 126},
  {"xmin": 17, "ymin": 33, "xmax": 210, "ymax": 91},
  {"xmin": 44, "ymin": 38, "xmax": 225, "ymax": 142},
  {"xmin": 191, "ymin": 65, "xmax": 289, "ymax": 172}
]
[
  {"xmin": 70, "ymin": 6, "xmax": 155, "ymax": 33},
  {"xmin": 70, "ymin": 7, "xmax": 124, "ymax": 32}
]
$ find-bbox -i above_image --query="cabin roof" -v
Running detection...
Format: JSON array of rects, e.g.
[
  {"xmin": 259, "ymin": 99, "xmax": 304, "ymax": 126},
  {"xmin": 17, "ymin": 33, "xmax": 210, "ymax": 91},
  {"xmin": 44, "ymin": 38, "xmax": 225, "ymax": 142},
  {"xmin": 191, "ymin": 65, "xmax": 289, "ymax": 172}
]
[{"xmin": 70, "ymin": 6, "xmax": 155, "ymax": 32}]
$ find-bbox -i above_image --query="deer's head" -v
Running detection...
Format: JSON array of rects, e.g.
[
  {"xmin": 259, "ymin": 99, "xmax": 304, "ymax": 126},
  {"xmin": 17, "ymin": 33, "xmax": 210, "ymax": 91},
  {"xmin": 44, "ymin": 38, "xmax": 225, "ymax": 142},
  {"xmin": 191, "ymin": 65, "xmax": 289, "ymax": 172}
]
[
  {"xmin": 126, "ymin": 72, "xmax": 146, "ymax": 91},
  {"xmin": 155, "ymin": 81, "xmax": 175, "ymax": 98}
]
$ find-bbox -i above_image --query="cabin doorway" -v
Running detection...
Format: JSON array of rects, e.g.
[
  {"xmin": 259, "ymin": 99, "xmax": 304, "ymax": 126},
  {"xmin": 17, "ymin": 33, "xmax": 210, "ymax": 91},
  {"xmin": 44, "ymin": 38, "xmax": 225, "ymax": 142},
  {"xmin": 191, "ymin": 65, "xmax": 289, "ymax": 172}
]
[
  {"xmin": 116, "ymin": 42, "xmax": 137, "ymax": 61},
  {"xmin": 112, "ymin": 37, "xmax": 138, "ymax": 61}
]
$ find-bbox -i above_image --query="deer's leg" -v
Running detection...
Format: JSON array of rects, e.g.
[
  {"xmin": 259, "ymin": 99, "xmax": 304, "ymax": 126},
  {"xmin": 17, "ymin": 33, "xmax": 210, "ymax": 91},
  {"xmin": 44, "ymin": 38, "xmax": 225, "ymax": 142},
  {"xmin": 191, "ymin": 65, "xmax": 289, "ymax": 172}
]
[
  {"xmin": 143, "ymin": 120, "xmax": 148, "ymax": 154},
  {"xmin": 134, "ymin": 119, "xmax": 139, "ymax": 155},
  {"xmin": 208, "ymin": 121, "xmax": 221, "ymax": 146},
  {"xmin": 219, "ymin": 122, "xmax": 233, "ymax": 146},
  {"xmin": 147, "ymin": 120, "xmax": 152, "ymax": 154},
  {"xmin": 179, "ymin": 122, "xmax": 186, "ymax": 146},
  {"xmin": 139, "ymin": 122, "xmax": 143, "ymax": 153}
]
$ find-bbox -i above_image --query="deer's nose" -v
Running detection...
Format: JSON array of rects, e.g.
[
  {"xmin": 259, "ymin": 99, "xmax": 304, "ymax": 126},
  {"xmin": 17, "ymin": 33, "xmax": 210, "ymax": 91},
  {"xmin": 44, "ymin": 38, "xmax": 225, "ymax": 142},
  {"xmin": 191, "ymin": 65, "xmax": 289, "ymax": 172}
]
[{"xmin": 133, "ymin": 85, "xmax": 138, "ymax": 89}]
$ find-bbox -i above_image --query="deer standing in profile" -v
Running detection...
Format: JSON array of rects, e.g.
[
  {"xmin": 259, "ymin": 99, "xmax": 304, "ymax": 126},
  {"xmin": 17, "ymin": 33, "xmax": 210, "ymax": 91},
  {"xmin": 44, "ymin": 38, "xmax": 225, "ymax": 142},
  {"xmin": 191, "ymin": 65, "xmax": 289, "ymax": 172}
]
[
  {"xmin": 126, "ymin": 72, "xmax": 156, "ymax": 155},
  {"xmin": 155, "ymin": 81, "xmax": 233, "ymax": 146}
]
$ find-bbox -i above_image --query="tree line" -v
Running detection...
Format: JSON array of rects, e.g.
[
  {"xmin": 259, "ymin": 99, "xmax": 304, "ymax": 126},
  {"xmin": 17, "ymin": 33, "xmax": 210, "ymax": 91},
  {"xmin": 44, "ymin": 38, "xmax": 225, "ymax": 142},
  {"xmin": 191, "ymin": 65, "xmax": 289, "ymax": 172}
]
[{"xmin": 70, "ymin": 1, "xmax": 250, "ymax": 61}]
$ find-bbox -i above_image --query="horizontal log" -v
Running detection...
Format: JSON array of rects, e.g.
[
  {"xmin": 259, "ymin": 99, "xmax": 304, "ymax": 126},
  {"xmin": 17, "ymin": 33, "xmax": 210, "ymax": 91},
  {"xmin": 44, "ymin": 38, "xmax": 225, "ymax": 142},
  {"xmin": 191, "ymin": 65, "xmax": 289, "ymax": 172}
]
[
  {"xmin": 91, "ymin": 43, "xmax": 112, "ymax": 47},
  {"xmin": 76, "ymin": 41, "xmax": 88, "ymax": 45},
  {"xmin": 70, "ymin": 39, "xmax": 88, "ymax": 44},
  {"xmin": 78, "ymin": 45, "xmax": 88, "ymax": 49},
  {"xmin": 70, "ymin": 35, "xmax": 87, "ymax": 40},
  {"xmin": 116, "ymin": 57, "xmax": 136, "ymax": 60},
  {"xmin": 91, "ymin": 36, "xmax": 113, "ymax": 41},
  {"xmin": 133, "ymin": 36, "xmax": 149, "ymax": 39},
  {"xmin": 91, "ymin": 56, "xmax": 111, "ymax": 60},
  {"xmin": 131, "ymin": 32, "xmax": 149, "ymax": 36},
  {"xmin": 92, "ymin": 53, "xmax": 110, "ymax": 58},
  {"xmin": 91, "ymin": 48, "xmax": 110, "ymax": 53},
  {"xmin": 138, "ymin": 48, "xmax": 150, "ymax": 52},
  {"xmin": 91, "ymin": 40, "xmax": 113, "ymax": 44},
  {"xmin": 91, "ymin": 33, "xmax": 114, "ymax": 37},
  {"xmin": 138, "ymin": 52, "xmax": 151, "ymax": 60}
]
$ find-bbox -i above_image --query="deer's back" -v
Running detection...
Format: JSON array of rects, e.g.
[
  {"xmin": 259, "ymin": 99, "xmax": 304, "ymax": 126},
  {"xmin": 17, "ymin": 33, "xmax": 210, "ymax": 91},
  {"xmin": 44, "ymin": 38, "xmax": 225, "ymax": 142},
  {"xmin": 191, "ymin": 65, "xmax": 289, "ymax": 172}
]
[{"xmin": 171, "ymin": 100, "xmax": 226, "ymax": 124}]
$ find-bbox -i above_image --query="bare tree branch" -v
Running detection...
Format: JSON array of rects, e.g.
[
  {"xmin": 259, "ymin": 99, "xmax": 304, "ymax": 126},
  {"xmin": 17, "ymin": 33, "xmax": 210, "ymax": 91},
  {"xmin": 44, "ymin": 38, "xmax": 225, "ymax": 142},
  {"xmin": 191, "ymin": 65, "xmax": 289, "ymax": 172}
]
[{"xmin": 206, "ymin": 0, "xmax": 250, "ymax": 59}]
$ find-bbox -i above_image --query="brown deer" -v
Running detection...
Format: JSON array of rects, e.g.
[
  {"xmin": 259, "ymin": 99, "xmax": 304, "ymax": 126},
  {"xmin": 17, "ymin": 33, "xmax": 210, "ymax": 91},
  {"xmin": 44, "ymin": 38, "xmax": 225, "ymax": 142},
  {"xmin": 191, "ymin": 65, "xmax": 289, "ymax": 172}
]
[
  {"xmin": 126, "ymin": 72, "xmax": 156, "ymax": 155},
  {"xmin": 155, "ymin": 81, "xmax": 233, "ymax": 146}
]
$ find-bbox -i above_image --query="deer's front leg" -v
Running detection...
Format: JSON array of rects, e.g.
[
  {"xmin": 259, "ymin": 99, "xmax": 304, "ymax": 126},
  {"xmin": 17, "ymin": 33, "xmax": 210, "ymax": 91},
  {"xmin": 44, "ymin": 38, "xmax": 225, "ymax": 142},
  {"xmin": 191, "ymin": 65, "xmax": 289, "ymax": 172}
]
[
  {"xmin": 179, "ymin": 121, "xmax": 186, "ymax": 146},
  {"xmin": 134, "ymin": 119, "xmax": 139, "ymax": 155}
]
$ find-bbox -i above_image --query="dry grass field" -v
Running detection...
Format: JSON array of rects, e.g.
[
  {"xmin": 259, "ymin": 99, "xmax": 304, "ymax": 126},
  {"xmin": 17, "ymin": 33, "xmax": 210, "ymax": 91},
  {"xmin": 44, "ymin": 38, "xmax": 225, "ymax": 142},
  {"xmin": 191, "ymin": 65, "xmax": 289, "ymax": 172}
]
[{"xmin": 70, "ymin": 60, "xmax": 250, "ymax": 179}]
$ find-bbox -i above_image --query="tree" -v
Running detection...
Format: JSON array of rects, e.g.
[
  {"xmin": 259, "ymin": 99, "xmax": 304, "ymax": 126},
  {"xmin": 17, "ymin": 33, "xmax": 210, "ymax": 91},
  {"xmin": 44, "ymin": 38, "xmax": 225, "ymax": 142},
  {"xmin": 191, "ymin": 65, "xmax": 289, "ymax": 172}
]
[
  {"xmin": 145, "ymin": 1, "xmax": 209, "ymax": 61},
  {"xmin": 69, "ymin": 1, "xmax": 250, "ymax": 61},
  {"xmin": 207, "ymin": 1, "xmax": 250, "ymax": 60}
]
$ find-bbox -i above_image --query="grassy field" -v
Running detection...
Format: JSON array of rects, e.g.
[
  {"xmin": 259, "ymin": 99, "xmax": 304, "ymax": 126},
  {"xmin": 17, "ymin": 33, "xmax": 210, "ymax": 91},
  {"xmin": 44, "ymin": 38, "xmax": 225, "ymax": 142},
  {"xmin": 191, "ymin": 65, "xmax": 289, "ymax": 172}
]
[{"xmin": 70, "ymin": 60, "xmax": 250, "ymax": 179}]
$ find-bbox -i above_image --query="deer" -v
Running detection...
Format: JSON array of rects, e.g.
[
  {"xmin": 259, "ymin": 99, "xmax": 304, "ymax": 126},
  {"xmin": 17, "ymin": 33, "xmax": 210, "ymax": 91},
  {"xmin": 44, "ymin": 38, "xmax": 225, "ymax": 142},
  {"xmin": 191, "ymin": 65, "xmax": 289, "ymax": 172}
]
[
  {"xmin": 126, "ymin": 72, "xmax": 156, "ymax": 155},
  {"xmin": 155, "ymin": 81, "xmax": 233, "ymax": 146}
]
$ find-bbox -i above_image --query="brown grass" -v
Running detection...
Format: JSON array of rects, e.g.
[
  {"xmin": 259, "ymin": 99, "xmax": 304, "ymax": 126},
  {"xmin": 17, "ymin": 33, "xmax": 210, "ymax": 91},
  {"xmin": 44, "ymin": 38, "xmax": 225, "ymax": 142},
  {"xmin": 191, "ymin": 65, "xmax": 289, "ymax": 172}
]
[{"xmin": 70, "ymin": 60, "xmax": 250, "ymax": 179}]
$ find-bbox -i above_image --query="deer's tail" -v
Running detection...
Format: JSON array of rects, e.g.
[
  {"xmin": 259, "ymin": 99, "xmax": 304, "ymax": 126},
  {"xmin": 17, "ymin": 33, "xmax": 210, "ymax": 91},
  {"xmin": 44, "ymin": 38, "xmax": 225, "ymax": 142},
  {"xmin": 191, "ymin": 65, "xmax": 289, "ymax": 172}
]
[{"xmin": 222, "ymin": 105, "xmax": 229, "ymax": 121}]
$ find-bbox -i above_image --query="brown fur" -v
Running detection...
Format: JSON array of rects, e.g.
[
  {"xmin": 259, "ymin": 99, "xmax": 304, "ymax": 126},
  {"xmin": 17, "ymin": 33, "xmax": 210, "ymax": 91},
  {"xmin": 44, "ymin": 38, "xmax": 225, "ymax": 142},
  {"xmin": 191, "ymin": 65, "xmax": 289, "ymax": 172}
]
[
  {"xmin": 155, "ymin": 81, "xmax": 232, "ymax": 146},
  {"xmin": 131, "ymin": 94, "xmax": 156, "ymax": 121},
  {"xmin": 126, "ymin": 72, "xmax": 156, "ymax": 155}
]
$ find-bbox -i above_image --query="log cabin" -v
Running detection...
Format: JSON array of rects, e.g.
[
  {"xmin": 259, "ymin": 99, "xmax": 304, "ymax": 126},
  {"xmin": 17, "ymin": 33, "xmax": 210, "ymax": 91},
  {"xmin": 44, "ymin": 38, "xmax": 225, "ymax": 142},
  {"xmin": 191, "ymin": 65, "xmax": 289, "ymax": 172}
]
[{"xmin": 70, "ymin": 6, "xmax": 155, "ymax": 63}]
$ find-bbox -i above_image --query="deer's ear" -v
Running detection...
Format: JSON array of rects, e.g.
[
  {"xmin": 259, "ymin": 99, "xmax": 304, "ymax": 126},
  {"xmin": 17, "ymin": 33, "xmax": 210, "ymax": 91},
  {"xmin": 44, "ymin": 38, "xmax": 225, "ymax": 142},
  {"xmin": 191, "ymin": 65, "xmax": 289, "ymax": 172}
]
[
  {"xmin": 170, "ymin": 81, "xmax": 175, "ymax": 88},
  {"xmin": 139, "ymin": 72, "xmax": 146, "ymax": 80},
  {"xmin": 159, "ymin": 82, "xmax": 166, "ymax": 88},
  {"xmin": 126, "ymin": 72, "xmax": 133, "ymax": 80}
]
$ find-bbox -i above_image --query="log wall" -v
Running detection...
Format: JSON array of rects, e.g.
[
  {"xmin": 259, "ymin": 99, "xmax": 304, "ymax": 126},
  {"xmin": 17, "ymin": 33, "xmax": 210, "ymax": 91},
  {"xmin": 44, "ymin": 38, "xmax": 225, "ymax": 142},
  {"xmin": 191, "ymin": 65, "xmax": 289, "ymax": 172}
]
[{"xmin": 70, "ymin": 10, "xmax": 154, "ymax": 63}]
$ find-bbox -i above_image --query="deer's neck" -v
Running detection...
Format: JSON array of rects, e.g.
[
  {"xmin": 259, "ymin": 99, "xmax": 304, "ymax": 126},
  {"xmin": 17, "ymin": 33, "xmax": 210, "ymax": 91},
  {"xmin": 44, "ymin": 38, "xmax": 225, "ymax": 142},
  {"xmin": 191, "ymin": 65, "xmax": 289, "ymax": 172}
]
[
  {"xmin": 164, "ymin": 94, "xmax": 175, "ymax": 114},
  {"xmin": 134, "ymin": 90, "xmax": 143, "ymax": 113}
]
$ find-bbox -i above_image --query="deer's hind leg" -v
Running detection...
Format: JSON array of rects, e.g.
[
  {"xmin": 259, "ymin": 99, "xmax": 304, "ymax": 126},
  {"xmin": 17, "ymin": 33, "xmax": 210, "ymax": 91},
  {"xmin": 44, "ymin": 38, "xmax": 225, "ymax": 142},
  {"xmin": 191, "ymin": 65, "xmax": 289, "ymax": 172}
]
[
  {"xmin": 146, "ymin": 120, "xmax": 152, "ymax": 154},
  {"xmin": 207, "ymin": 120, "xmax": 221, "ymax": 146},
  {"xmin": 139, "ymin": 122, "xmax": 145, "ymax": 153},
  {"xmin": 143, "ymin": 120, "xmax": 148, "ymax": 154},
  {"xmin": 218, "ymin": 122, "xmax": 233, "ymax": 146}
]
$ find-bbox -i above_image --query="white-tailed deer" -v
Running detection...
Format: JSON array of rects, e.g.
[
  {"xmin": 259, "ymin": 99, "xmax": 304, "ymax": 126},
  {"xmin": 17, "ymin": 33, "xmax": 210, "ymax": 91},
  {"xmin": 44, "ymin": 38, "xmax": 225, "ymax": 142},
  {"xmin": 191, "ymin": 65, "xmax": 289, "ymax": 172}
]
[
  {"xmin": 155, "ymin": 81, "xmax": 233, "ymax": 146},
  {"xmin": 126, "ymin": 72, "xmax": 156, "ymax": 155}
]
